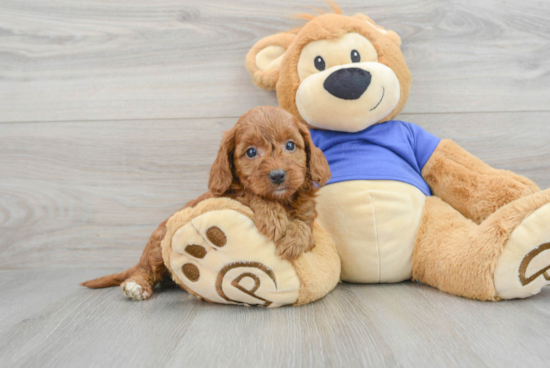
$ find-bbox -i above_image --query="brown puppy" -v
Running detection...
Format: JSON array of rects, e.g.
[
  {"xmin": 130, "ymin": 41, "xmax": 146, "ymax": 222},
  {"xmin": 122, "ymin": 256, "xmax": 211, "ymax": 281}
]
[{"xmin": 82, "ymin": 106, "xmax": 331, "ymax": 300}]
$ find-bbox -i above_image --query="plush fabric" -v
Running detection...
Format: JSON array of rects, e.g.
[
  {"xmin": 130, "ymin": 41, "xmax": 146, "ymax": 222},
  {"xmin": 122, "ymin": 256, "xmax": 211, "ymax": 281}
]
[
  {"xmin": 494, "ymin": 202, "xmax": 550, "ymax": 299},
  {"xmin": 413, "ymin": 189, "xmax": 550, "ymax": 301},
  {"xmin": 245, "ymin": 4, "xmax": 550, "ymax": 301},
  {"xmin": 256, "ymin": 45, "xmax": 286, "ymax": 72},
  {"xmin": 246, "ymin": 33, "xmax": 296, "ymax": 91},
  {"xmin": 422, "ymin": 139, "xmax": 540, "ymax": 224},
  {"xmin": 316, "ymin": 180, "xmax": 426, "ymax": 283},
  {"xmin": 161, "ymin": 198, "xmax": 340, "ymax": 307},
  {"xmin": 310, "ymin": 120, "xmax": 441, "ymax": 195},
  {"xmin": 293, "ymin": 221, "xmax": 342, "ymax": 305},
  {"xmin": 246, "ymin": 12, "xmax": 411, "ymax": 130}
]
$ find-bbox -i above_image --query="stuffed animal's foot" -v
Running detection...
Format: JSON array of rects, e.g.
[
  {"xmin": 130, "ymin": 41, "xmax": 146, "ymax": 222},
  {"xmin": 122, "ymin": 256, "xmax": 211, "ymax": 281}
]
[
  {"xmin": 495, "ymin": 203, "xmax": 550, "ymax": 299},
  {"xmin": 162, "ymin": 204, "xmax": 301, "ymax": 307},
  {"xmin": 120, "ymin": 277, "xmax": 153, "ymax": 301}
]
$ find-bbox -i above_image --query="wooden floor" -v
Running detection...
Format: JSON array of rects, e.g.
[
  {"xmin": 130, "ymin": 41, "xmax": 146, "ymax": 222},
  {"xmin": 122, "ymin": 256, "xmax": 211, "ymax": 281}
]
[{"xmin": 1, "ymin": 1, "xmax": 549, "ymax": 367}]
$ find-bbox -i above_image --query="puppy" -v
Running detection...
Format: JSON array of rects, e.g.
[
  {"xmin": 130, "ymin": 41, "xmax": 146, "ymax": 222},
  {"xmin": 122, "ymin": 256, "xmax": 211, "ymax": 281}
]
[{"xmin": 82, "ymin": 106, "xmax": 331, "ymax": 300}]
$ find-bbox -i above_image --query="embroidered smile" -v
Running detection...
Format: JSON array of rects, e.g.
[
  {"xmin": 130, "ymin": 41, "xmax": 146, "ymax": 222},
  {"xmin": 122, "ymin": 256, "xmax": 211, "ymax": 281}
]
[{"xmin": 370, "ymin": 86, "xmax": 385, "ymax": 111}]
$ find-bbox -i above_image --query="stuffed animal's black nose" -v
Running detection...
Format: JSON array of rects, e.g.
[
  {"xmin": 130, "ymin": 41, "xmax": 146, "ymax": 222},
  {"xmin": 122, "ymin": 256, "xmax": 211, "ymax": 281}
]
[
  {"xmin": 323, "ymin": 67, "xmax": 371, "ymax": 100},
  {"xmin": 269, "ymin": 169, "xmax": 287, "ymax": 184}
]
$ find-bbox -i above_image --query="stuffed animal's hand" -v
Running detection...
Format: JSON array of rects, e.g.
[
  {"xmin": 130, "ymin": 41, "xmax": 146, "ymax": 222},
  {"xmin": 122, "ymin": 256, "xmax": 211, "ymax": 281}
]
[{"xmin": 422, "ymin": 139, "xmax": 540, "ymax": 223}]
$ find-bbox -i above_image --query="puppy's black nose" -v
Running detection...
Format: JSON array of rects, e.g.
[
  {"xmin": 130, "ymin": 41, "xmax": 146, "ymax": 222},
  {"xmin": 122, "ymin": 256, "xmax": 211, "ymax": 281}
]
[
  {"xmin": 269, "ymin": 169, "xmax": 287, "ymax": 184},
  {"xmin": 323, "ymin": 67, "xmax": 371, "ymax": 100}
]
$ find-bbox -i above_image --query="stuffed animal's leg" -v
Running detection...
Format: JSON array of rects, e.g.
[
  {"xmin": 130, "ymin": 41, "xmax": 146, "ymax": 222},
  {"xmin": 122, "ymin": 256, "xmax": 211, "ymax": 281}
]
[
  {"xmin": 422, "ymin": 139, "xmax": 540, "ymax": 224},
  {"xmin": 413, "ymin": 188, "xmax": 550, "ymax": 301}
]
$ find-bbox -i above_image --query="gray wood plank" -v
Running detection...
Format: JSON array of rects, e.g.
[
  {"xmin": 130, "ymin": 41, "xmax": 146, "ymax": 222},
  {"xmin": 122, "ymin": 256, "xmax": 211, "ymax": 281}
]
[
  {"xmin": 0, "ymin": 269, "xmax": 548, "ymax": 368},
  {"xmin": 1, "ymin": 0, "xmax": 550, "ymax": 123},
  {"xmin": 348, "ymin": 283, "xmax": 550, "ymax": 367},
  {"xmin": 0, "ymin": 118, "xmax": 229, "ymax": 269},
  {"xmin": 1, "ymin": 111, "xmax": 549, "ymax": 270}
]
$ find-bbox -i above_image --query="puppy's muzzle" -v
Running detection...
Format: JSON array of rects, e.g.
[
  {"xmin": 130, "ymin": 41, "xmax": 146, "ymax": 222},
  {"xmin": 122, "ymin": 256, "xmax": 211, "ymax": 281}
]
[
  {"xmin": 323, "ymin": 67, "xmax": 372, "ymax": 100},
  {"xmin": 268, "ymin": 169, "xmax": 287, "ymax": 185}
]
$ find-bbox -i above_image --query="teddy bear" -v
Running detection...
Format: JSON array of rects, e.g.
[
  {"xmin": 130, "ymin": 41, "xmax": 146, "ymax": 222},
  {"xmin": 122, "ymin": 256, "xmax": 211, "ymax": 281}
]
[{"xmin": 244, "ymin": 2, "xmax": 550, "ymax": 301}]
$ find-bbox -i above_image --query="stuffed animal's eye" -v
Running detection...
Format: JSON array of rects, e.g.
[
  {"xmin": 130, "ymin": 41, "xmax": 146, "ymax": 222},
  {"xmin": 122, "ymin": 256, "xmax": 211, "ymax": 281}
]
[
  {"xmin": 246, "ymin": 147, "xmax": 257, "ymax": 158},
  {"xmin": 314, "ymin": 56, "xmax": 325, "ymax": 71},
  {"xmin": 285, "ymin": 141, "xmax": 296, "ymax": 152},
  {"xmin": 351, "ymin": 50, "xmax": 361, "ymax": 63}
]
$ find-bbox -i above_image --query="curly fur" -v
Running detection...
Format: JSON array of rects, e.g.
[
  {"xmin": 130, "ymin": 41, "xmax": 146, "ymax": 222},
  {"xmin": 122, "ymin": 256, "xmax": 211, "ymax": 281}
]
[{"xmin": 209, "ymin": 106, "xmax": 331, "ymax": 259}]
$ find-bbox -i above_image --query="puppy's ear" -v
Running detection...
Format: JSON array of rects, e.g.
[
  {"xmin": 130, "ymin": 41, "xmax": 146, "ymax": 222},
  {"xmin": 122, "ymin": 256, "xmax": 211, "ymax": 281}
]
[
  {"xmin": 208, "ymin": 128, "xmax": 236, "ymax": 196},
  {"xmin": 246, "ymin": 32, "xmax": 295, "ymax": 90},
  {"xmin": 297, "ymin": 123, "xmax": 331, "ymax": 186}
]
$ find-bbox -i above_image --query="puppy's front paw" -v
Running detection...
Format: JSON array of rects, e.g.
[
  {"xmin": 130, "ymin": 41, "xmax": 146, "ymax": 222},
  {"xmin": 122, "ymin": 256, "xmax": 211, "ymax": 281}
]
[
  {"xmin": 276, "ymin": 221, "xmax": 314, "ymax": 261},
  {"xmin": 121, "ymin": 279, "xmax": 152, "ymax": 301},
  {"xmin": 276, "ymin": 238, "xmax": 309, "ymax": 261},
  {"xmin": 254, "ymin": 212, "xmax": 288, "ymax": 242}
]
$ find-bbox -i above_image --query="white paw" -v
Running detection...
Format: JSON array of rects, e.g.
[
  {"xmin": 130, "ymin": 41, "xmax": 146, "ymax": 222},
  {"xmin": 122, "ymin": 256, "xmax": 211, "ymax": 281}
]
[
  {"xmin": 162, "ymin": 208, "xmax": 300, "ymax": 308},
  {"xmin": 495, "ymin": 203, "xmax": 550, "ymax": 299},
  {"xmin": 121, "ymin": 281, "xmax": 150, "ymax": 301}
]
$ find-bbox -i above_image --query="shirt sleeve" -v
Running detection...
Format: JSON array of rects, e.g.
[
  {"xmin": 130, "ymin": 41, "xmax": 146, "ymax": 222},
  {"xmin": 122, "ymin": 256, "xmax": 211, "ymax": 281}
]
[{"xmin": 405, "ymin": 122, "xmax": 441, "ymax": 170}]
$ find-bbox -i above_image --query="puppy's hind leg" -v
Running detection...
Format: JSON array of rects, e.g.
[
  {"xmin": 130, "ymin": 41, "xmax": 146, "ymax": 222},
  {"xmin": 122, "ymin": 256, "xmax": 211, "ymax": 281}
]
[
  {"xmin": 82, "ymin": 220, "xmax": 169, "ymax": 301},
  {"xmin": 82, "ymin": 192, "xmax": 214, "ymax": 300}
]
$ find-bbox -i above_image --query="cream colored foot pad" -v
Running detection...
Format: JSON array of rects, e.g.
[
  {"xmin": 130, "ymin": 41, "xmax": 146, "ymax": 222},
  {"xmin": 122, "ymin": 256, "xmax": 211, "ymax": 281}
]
[
  {"xmin": 162, "ymin": 203, "xmax": 300, "ymax": 308},
  {"xmin": 495, "ymin": 203, "xmax": 550, "ymax": 299}
]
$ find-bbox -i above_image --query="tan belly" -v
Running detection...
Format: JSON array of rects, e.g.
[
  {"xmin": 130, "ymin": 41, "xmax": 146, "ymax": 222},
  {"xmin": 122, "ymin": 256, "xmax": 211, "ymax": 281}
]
[{"xmin": 316, "ymin": 180, "xmax": 426, "ymax": 283}]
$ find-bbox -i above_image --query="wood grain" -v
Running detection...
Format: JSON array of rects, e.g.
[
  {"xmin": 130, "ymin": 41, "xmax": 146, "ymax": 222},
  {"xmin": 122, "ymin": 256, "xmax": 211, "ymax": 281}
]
[
  {"xmin": 1, "ymin": 1, "xmax": 549, "ymax": 367},
  {"xmin": 1, "ymin": 269, "xmax": 549, "ymax": 368},
  {"xmin": 1, "ymin": 0, "xmax": 550, "ymax": 123},
  {"xmin": 1, "ymin": 112, "xmax": 549, "ymax": 270}
]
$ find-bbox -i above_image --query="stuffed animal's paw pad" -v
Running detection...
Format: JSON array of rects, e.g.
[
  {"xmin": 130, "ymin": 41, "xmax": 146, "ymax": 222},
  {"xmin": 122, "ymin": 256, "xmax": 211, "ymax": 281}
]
[
  {"xmin": 184, "ymin": 244, "xmax": 207, "ymax": 259},
  {"xmin": 165, "ymin": 208, "xmax": 300, "ymax": 307},
  {"xmin": 182, "ymin": 263, "xmax": 201, "ymax": 282},
  {"xmin": 205, "ymin": 226, "xmax": 227, "ymax": 247}
]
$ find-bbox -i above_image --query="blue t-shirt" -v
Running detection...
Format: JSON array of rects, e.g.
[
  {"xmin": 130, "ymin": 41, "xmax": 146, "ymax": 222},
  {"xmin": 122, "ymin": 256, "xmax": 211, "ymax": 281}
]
[{"xmin": 310, "ymin": 120, "xmax": 441, "ymax": 195}]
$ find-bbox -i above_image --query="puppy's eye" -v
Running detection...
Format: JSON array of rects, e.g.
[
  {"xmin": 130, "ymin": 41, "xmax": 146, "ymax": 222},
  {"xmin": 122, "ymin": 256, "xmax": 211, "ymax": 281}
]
[
  {"xmin": 246, "ymin": 147, "xmax": 257, "ymax": 158},
  {"xmin": 351, "ymin": 50, "xmax": 361, "ymax": 63},
  {"xmin": 314, "ymin": 56, "xmax": 325, "ymax": 71},
  {"xmin": 285, "ymin": 141, "xmax": 296, "ymax": 152}
]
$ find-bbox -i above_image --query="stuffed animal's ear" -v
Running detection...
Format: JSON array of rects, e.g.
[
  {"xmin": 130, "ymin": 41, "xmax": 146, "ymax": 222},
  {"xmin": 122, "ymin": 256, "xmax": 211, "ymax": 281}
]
[
  {"xmin": 353, "ymin": 13, "xmax": 402, "ymax": 47},
  {"xmin": 246, "ymin": 33, "xmax": 296, "ymax": 90},
  {"xmin": 208, "ymin": 127, "xmax": 236, "ymax": 196},
  {"xmin": 386, "ymin": 30, "xmax": 402, "ymax": 47},
  {"xmin": 297, "ymin": 123, "xmax": 331, "ymax": 186}
]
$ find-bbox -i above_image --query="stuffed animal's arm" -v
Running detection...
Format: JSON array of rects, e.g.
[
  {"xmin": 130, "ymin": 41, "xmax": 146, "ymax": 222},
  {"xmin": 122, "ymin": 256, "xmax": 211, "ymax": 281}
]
[{"xmin": 421, "ymin": 139, "xmax": 540, "ymax": 224}]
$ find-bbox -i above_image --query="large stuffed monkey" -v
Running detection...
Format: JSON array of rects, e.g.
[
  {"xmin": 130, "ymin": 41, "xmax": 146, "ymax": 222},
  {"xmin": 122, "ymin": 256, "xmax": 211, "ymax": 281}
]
[{"xmin": 246, "ymin": 3, "xmax": 550, "ymax": 301}]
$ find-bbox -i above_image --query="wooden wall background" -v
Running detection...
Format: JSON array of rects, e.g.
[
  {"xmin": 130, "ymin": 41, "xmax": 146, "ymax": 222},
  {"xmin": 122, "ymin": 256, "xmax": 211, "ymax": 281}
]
[
  {"xmin": 1, "ymin": 0, "xmax": 550, "ymax": 270},
  {"xmin": 2, "ymin": 2, "xmax": 550, "ymax": 368}
]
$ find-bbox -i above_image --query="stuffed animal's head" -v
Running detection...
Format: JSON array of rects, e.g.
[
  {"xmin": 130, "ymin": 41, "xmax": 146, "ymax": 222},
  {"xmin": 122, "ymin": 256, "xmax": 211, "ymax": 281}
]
[{"xmin": 246, "ymin": 3, "xmax": 411, "ymax": 133}]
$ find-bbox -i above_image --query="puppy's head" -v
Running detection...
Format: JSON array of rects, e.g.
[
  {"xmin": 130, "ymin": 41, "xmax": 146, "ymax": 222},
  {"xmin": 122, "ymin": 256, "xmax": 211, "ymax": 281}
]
[{"xmin": 209, "ymin": 106, "xmax": 330, "ymax": 200}]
